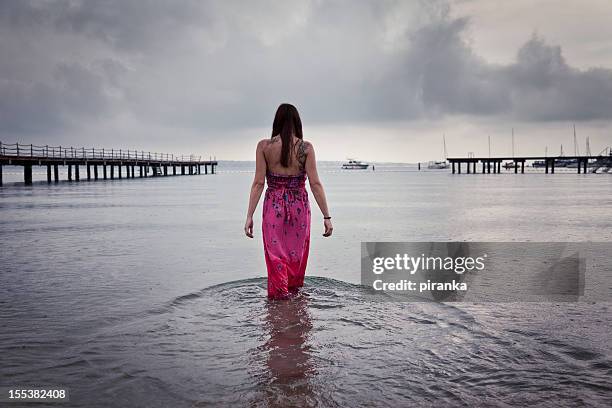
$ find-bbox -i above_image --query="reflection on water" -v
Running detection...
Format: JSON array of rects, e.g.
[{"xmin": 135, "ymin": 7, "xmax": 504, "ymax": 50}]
[
  {"xmin": 1, "ymin": 277, "xmax": 612, "ymax": 407},
  {"xmin": 261, "ymin": 294, "xmax": 315, "ymax": 407}
]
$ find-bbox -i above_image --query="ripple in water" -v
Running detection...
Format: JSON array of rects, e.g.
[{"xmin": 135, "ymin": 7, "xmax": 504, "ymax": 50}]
[{"xmin": 3, "ymin": 277, "xmax": 612, "ymax": 407}]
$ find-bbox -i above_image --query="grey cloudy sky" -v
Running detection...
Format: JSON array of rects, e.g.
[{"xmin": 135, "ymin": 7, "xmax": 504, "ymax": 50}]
[{"xmin": 1, "ymin": 0, "xmax": 612, "ymax": 161}]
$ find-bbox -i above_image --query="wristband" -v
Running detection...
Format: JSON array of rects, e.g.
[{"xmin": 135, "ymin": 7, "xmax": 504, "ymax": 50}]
[{"xmin": 324, "ymin": 216, "xmax": 331, "ymax": 220}]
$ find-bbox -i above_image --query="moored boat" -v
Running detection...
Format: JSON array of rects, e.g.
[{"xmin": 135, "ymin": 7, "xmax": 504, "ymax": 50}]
[
  {"xmin": 341, "ymin": 159, "xmax": 369, "ymax": 170},
  {"xmin": 427, "ymin": 161, "xmax": 449, "ymax": 169},
  {"xmin": 428, "ymin": 135, "xmax": 449, "ymax": 169}
]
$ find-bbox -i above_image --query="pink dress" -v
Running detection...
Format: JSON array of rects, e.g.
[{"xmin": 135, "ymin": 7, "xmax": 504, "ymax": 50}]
[{"xmin": 262, "ymin": 170, "xmax": 311, "ymax": 299}]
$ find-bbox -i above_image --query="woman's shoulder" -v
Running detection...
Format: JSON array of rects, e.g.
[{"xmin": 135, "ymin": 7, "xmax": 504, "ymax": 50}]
[
  {"xmin": 300, "ymin": 138, "xmax": 313, "ymax": 152},
  {"xmin": 257, "ymin": 137, "xmax": 275, "ymax": 149},
  {"xmin": 302, "ymin": 140, "xmax": 314, "ymax": 156}
]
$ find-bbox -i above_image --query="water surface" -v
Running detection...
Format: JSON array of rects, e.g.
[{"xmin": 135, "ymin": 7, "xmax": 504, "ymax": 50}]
[{"xmin": 1, "ymin": 163, "xmax": 611, "ymax": 406}]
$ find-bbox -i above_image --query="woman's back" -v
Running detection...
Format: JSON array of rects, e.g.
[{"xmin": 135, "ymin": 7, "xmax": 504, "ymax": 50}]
[
  {"xmin": 262, "ymin": 135, "xmax": 307, "ymax": 175},
  {"xmin": 244, "ymin": 103, "xmax": 332, "ymax": 299}
]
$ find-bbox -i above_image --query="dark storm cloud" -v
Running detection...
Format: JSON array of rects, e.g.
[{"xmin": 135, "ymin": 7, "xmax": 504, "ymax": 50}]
[
  {"xmin": 0, "ymin": 60, "xmax": 117, "ymax": 134},
  {"xmin": 1, "ymin": 0, "xmax": 612, "ymax": 143},
  {"xmin": 406, "ymin": 17, "xmax": 612, "ymax": 121}
]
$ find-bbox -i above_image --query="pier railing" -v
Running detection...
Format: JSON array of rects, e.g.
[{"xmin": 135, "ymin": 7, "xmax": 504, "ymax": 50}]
[{"xmin": 0, "ymin": 142, "xmax": 204, "ymax": 162}]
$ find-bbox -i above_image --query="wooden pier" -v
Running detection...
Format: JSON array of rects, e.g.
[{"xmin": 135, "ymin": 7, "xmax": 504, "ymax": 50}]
[
  {"xmin": 447, "ymin": 154, "xmax": 611, "ymax": 174},
  {"xmin": 0, "ymin": 142, "xmax": 217, "ymax": 186}
]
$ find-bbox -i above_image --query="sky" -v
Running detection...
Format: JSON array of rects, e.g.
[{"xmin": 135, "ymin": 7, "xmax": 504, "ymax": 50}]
[{"xmin": 1, "ymin": 0, "xmax": 612, "ymax": 162}]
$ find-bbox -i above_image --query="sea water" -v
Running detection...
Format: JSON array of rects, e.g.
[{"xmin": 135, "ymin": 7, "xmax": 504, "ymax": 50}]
[{"xmin": 1, "ymin": 162, "xmax": 611, "ymax": 406}]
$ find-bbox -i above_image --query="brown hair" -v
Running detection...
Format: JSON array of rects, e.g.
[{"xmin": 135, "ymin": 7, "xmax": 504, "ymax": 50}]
[{"xmin": 271, "ymin": 103, "xmax": 303, "ymax": 167}]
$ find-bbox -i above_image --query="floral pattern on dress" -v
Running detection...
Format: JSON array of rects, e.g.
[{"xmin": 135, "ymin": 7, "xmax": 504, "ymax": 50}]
[{"xmin": 262, "ymin": 170, "xmax": 311, "ymax": 299}]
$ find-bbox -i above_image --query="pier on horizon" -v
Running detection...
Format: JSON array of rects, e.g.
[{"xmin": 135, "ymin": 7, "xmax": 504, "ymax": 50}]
[
  {"xmin": 0, "ymin": 142, "xmax": 218, "ymax": 186},
  {"xmin": 447, "ymin": 150, "xmax": 612, "ymax": 175}
]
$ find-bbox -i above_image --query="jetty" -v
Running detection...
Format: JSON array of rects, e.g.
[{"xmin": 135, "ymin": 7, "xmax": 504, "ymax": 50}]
[
  {"xmin": 447, "ymin": 152, "xmax": 612, "ymax": 175},
  {"xmin": 0, "ymin": 142, "xmax": 217, "ymax": 186}
]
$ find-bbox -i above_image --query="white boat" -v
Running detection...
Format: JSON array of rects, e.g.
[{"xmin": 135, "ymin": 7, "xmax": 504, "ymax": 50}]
[
  {"xmin": 427, "ymin": 161, "xmax": 449, "ymax": 169},
  {"xmin": 341, "ymin": 158, "xmax": 369, "ymax": 170},
  {"xmin": 428, "ymin": 135, "xmax": 449, "ymax": 169}
]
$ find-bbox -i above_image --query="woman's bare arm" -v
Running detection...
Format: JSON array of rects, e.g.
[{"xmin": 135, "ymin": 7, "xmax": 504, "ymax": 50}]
[
  {"xmin": 244, "ymin": 140, "xmax": 267, "ymax": 238},
  {"xmin": 304, "ymin": 142, "xmax": 333, "ymax": 237}
]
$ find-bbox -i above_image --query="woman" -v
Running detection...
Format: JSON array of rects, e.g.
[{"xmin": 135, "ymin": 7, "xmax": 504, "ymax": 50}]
[{"xmin": 244, "ymin": 103, "xmax": 333, "ymax": 299}]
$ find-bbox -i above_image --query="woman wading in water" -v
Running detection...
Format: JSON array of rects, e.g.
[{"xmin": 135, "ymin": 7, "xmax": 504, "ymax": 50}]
[{"xmin": 244, "ymin": 103, "xmax": 333, "ymax": 299}]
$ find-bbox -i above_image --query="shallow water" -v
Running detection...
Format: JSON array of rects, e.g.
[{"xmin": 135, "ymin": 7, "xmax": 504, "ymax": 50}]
[{"xmin": 1, "ymin": 163, "xmax": 611, "ymax": 406}]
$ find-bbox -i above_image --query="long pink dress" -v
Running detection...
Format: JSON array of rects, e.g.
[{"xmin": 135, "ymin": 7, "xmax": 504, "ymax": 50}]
[{"xmin": 262, "ymin": 170, "xmax": 311, "ymax": 299}]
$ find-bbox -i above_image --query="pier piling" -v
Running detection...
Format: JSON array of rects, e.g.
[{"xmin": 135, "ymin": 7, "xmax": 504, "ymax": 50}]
[{"xmin": 24, "ymin": 164, "xmax": 32, "ymax": 185}]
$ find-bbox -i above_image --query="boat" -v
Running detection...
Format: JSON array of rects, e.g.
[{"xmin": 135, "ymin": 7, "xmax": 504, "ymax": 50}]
[
  {"xmin": 562, "ymin": 158, "xmax": 578, "ymax": 168},
  {"xmin": 552, "ymin": 143, "xmax": 575, "ymax": 167},
  {"xmin": 502, "ymin": 161, "xmax": 515, "ymax": 169},
  {"xmin": 531, "ymin": 158, "xmax": 576, "ymax": 168},
  {"xmin": 427, "ymin": 161, "xmax": 449, "ymax": 169},
  {"xmin": 590, "ymin": 147, "xmax": 612, "ymax": 172},
  {"xmin": 554, "ymin": 158, "xmax": 576, "ymax": 167},
  {"xmin": 341, "ymin": 158, "xmax": 369, "ymax": 170},
  {"xmin": 427, "ymin": 135, "xmax": 449, "ymax": 169}
]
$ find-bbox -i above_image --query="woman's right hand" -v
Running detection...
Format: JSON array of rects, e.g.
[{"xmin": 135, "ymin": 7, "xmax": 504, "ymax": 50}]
[
  {"xmin": 323, "ymin": 219, "xmax": 333, "ymax": 237},
  {"xmin": 244, "ymin": 216, "xmax": 254, "ymax": 238}
]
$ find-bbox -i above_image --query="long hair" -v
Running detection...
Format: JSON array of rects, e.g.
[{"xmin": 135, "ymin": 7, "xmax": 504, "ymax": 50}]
[{"xmin": 271, "ymin": 103, "xmax": 303, "ymax": 167}]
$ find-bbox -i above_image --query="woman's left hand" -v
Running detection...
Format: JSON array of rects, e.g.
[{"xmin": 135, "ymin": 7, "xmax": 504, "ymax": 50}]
[{"xmin": 244, "ymin": 216, "xmax": 254, "ymax": 238}]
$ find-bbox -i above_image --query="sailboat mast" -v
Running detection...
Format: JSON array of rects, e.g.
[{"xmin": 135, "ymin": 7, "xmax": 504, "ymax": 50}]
[
  {"xmin": 511, "ymin": 128, "xmax": 515, "ymax": 158},
  {"xmin": 443, "ymin": 134, "xmax": 447, "ymax": 160},
  {"xmin": 488, "ymin": 135, "xmax": 491, "ymax": 158},
  {"xmin": 586, "ymin": 136, "xmax": 591, "ymax": 156},
  {"xmin": 573, "ymin": 124, "xmax": 579, "ymax": 156}
]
